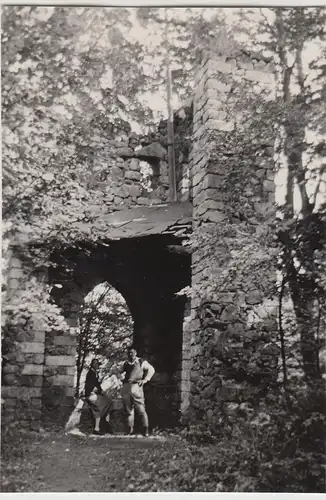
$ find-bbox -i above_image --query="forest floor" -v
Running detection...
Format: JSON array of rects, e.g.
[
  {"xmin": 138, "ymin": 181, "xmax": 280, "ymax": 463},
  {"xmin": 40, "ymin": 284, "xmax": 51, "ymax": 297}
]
[
  {"xmin": 1, "ymin": 427, "xmax": 206, "ymax": 492},
  {"xmin": 2, "ymin": 423, "xmax": 322, "ymax": 492}
]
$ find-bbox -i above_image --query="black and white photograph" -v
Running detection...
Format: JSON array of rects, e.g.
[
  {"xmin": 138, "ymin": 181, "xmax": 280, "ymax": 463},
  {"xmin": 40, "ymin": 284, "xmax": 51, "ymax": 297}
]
[{"xmin": 1, "ymin": 2, "xmax": 326, "ymax": 493}]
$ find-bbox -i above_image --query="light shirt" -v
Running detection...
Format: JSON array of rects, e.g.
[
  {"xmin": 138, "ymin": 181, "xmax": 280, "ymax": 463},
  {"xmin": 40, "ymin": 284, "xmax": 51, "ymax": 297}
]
[{"xmin": 122, "ymin": 356, "xmax": 155, "ymax": 384}]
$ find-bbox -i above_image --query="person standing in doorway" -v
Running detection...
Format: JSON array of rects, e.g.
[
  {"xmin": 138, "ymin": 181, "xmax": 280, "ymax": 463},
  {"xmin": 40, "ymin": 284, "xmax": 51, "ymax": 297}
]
[
  {"xmin": 120, "ymin": 347, "xmax": 155, "ymax": 437},
  {"xmin": 84, "ymin": 358, "xmax": 112, "ymax": 435}
]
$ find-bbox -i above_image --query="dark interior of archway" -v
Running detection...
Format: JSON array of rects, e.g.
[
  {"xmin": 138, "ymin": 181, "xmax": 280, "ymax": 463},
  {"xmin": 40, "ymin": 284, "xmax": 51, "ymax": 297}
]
[{"xmin": 50, "ymin": 234, "xmax": 191, "ymax": 428}]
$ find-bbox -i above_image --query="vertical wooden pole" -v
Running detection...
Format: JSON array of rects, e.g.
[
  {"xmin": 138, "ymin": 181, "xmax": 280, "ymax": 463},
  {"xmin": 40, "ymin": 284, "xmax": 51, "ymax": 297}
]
[{"xmin": 164, "ymin": 9, "xmax": 177, "ymax": 202}]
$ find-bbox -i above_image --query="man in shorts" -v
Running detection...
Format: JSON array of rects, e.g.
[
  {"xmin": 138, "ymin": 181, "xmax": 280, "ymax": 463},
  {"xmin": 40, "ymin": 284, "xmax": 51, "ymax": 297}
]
[{"xmin": 120, "ymin": 347, "xmax": 155, "ymax": 437}]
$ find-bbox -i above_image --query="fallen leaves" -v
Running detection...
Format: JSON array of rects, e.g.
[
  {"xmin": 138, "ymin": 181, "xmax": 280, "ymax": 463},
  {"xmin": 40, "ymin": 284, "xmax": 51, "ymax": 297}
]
[{"xmin": 3, "ymin": 422, "xmax": 323, "ymax": 493}]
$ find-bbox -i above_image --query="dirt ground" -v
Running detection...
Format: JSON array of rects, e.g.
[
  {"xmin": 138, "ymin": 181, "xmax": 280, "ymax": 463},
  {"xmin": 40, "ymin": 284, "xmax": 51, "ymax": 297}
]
[{"xmin": 1, "ymin": 429, "xmax": 185, "ymax": 492}]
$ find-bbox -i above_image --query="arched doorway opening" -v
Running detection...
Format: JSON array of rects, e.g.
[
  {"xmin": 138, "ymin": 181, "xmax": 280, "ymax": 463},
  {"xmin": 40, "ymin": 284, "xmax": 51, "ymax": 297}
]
[{"xmin": 75, "ymin": 282, "xmax": 133, "ymax": 398}]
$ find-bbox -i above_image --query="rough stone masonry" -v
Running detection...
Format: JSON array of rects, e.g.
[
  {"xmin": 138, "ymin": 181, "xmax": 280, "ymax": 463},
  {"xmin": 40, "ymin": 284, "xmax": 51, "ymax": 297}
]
[
  {"xmin": 180, "ymin": 50, "xmax": 277, "ymax": 422},
  {"xmin": 2, "ymin": 50, "xmax": 278, "ymax": 429}
]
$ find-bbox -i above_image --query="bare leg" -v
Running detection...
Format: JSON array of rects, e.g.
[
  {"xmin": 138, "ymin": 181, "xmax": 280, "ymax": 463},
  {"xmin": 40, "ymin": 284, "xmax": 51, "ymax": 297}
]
[
  {"xmin": 127, "ymin": 409, "xmax": 135, "ymax": 434},
  {"xmin": 139, "ymin": 409, "xmax": 149, "ymax": 429},
  {"xmin": 139, "ymin": 409, "xmax": 149, "ymax": 436},
  {"xmin": 132, "ymin": 385, "xmax": 149, "ymax": 436},
  {"xmin": 94, "ymin": 417, "xmax": 100, "ymax": 432}
]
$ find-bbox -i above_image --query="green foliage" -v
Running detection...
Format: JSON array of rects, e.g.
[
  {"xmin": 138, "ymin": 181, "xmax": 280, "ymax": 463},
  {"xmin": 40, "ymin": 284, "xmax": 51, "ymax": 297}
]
[
  {"xmin": 181, "ymin": 384, "xmax": 325, "ymax": 492},
  {"xmin": 186, "ymin": 221, "xmax": 277, "ymax": 303},
  {"xmin": 2, "ymin": 6, "xmax": 148, "ymax": 236},
  {"xmin": 2, "ymin": 278, "xmax": 68, "ymax": 333},
  {"xmin": 136, "ymin": 7, "xmax": 228, "ymax": 100},
  {"xmin": 75, "ymin": 282, "xmax": 133, "ymax": 394}
]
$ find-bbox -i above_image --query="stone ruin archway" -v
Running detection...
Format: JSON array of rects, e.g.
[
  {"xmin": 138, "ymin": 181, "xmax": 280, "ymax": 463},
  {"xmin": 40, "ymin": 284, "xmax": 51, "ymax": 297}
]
[
  {"xmin": 2, "ymin": 49, "xmax": 278, "ymax": 431},
  {"xmin": 43, "ymin": 212, "xmax": 192, "ymax": 429}
]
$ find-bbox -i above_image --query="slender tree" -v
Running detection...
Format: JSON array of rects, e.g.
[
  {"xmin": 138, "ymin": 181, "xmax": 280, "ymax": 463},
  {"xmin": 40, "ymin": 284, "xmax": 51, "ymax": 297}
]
[{"xmin": 234, "ymin": 7, "xmax": 326, "ymax": 384}]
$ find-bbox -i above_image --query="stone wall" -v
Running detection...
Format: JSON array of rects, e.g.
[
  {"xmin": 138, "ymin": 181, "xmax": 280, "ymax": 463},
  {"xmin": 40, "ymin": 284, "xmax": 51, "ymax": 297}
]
[
  {"xmin": 1, "ymin": 250, "xmax": 46, "ymax": 429},
  {"xmin": 89, "ymin": 108, "xmax": 193, "ymax": 208},
  {"xmin": 42, "ymin": 285, "xmax": 81, "ymax": 425},
  {"xmin": 181, "ymin": 51, "xmax": 278, "ymax": 422},
  {"xmin": 89, "ymin": 134, "xmax": 169, "ymax": 208}
]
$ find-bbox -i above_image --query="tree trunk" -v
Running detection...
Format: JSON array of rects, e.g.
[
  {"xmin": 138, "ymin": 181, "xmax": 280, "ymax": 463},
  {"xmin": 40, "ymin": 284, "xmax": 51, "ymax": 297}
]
[
  {"xmin": 278, "ymin": 276, "xmax": 288, "ymax": 386},
  {"xmin": 287, "ymin": 259, "xmax": 320, "ymax": 382},
  {"xmin": 276, "ymin": 7, "xmax": 321, "ymax": 384}
]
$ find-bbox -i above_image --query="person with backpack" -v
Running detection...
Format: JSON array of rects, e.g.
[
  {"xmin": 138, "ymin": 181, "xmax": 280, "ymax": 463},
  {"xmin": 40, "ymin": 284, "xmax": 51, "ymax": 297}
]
[
  {"xmin": 84, "ymin": 358, "xmax": 113, "ymax": 435},
  {"xmin": 65, "ymin": 358, "xmax": 116, "ymax": 436},
  {"xmin": 120, "ymin": 347, "xmax": 155, "ymax": 437}
]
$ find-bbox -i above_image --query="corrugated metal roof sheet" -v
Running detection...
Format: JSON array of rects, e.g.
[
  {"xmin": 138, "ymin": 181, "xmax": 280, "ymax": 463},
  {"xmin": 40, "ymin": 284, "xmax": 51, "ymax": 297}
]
[{"xmin": 76, "ymin": 201, "xmax": 192, "ymax": 241}]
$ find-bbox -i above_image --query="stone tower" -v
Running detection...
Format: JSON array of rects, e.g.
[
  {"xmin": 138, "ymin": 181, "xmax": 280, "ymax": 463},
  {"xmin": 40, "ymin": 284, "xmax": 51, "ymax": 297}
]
[{"xmin": 180, "ymin": 50, "xmax": 277, "ymax": 421}]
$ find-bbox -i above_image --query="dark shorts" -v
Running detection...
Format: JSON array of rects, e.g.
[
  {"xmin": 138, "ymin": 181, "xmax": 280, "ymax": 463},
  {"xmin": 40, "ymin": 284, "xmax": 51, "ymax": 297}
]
[{"xmin": 87, "ymin": 393, "xmax": 113, "ymax": 419}]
